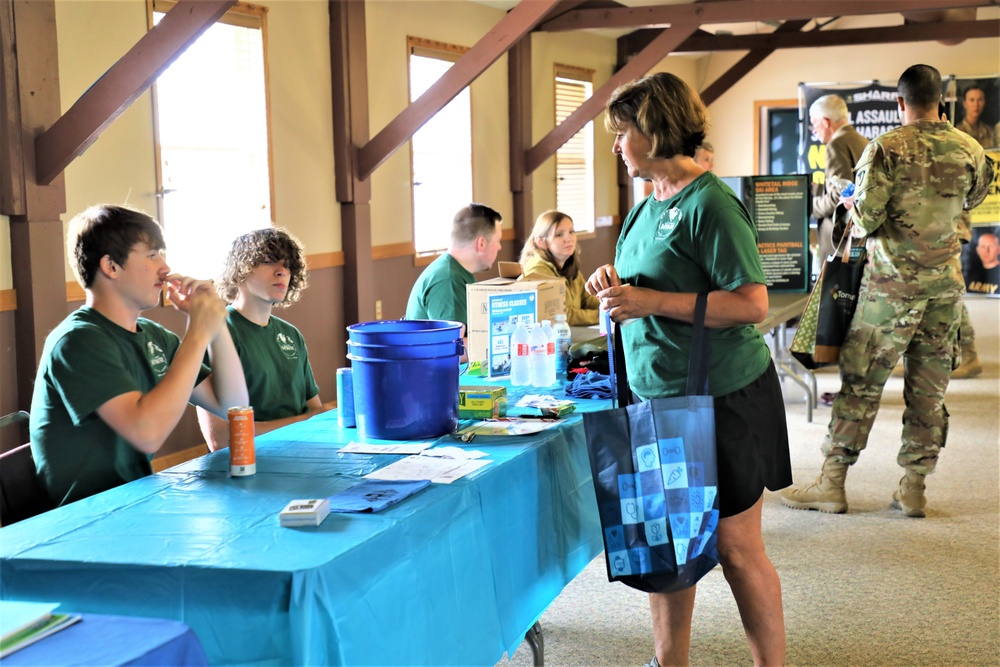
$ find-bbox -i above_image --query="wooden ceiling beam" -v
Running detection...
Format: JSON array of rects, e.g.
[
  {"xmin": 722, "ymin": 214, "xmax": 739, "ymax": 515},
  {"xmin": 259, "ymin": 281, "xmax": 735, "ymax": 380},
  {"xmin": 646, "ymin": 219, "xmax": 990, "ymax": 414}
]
[
  {"xmin": 356, "ymin": 0, "xmax": 562, "ymax": 182},
  {"xmin": 525, "ymin": 22, "xmax": 701, "ymax": 175},
  {"xmin": 33, "ymin": 0, "xmax": 235, "ymax": 186},
  {"xmin": 619, "ymin": 16, "xmax": 995, "ymax": 58},
  {"xmin": 540, "ymin": 0, "xmax": 995, "ymax": 32},
  {"xmin": 699, "ymin": 19, "xmax": 810, "ymax": 106},
  {"xmin": 677, "ymin": 17, "xmax": 997, "ymax": 52}
]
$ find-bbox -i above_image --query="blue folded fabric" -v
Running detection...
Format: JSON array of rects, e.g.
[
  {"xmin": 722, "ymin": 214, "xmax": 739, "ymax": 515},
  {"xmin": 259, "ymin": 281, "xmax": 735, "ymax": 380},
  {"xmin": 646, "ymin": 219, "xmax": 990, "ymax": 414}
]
[
  {"xmin": 564, "ymin": 372, "xmax": 613, "ymax": 400},
  {"xmin": 327, "ymin": 479, "xmax": 431, "ymax": 513}
]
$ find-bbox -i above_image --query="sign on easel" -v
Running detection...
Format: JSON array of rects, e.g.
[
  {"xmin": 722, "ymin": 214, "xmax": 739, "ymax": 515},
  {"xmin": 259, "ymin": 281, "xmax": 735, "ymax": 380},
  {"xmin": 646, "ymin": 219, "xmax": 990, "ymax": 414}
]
[{"xmin": 724, "ymin": 175, "xmax": 811, "ymax": 292}]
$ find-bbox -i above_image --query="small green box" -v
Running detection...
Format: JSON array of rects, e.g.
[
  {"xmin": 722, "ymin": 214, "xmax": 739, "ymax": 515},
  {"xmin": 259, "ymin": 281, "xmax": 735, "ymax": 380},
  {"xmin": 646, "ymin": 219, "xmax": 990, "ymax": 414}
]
[{"xmin": 459, "ymin": 386, "xmax": 508, "ymax": 419}]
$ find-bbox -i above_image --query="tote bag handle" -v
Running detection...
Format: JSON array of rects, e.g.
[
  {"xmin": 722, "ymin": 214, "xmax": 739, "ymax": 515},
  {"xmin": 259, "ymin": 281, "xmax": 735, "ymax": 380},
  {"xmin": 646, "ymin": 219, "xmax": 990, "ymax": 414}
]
[{"xmin": 607, "ymin": 292, "xmax": 710, "ymax": 409}]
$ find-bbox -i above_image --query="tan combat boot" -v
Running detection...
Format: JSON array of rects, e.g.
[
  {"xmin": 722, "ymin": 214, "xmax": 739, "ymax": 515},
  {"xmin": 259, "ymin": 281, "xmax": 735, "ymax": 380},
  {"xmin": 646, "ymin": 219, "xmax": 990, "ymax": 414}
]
[
  {"xmin": 779, "ymin": 458, "xmax": 849, "ymax": 513},
  {"xmin": 890, "ymin": 470, "xmax": 927, "ymax": 518},
  {"xmin": 951, "ymin": 342, "xmax": 982, "ymax": 379}
]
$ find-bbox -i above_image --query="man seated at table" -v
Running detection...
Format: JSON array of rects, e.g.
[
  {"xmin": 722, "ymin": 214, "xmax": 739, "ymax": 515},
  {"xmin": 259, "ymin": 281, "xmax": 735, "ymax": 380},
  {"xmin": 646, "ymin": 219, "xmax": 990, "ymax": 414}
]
[
  {"xmin": 197, "ymin": 228, "xmax": 329, "ymax": 450},
  {"xmin": 30, "ymin": 204, "xmax": 248, "ymax": 507},
  {"xmin": 405, "ymin": 203, "xmax": 503, "ymax": 328}
]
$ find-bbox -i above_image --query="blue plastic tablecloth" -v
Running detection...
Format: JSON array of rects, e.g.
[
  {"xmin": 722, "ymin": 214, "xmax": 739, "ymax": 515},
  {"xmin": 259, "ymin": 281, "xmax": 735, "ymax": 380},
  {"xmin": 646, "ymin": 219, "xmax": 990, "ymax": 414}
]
[{"xmin": 0, "ymin": 382, "xmax": 608, "ymax": 666}]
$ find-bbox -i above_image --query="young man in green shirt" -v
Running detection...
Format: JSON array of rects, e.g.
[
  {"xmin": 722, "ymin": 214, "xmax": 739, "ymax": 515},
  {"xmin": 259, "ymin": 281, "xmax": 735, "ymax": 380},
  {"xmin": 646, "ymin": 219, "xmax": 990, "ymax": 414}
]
[
  {"xmin": 30, "ymin": 205, "xmax": 248, "ymax": 507},
  {"xmin": 405, "ymin": 203, "xmax": 503, "ymax": 328},
  {"xmin": 197, "ymin": 228, "xmax": 328, "ymax": 450}
]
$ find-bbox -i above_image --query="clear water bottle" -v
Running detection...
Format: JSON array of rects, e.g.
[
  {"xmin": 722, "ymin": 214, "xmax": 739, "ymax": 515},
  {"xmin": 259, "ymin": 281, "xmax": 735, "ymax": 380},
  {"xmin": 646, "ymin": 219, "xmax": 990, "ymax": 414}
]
[
  {"xmin": 528, "ymin": 324, "xmax": 550, "ymax": 388},
  {"xmin": 553, "ymin": 313, "xmax": 571, "ymax": 379},
  {"xmin": 510, "ymin": 321, "xmax": 531, "ymax": 386},
  {"xmin": 537, "ymin": 320, "xmax": 557, "ymax": 387}
]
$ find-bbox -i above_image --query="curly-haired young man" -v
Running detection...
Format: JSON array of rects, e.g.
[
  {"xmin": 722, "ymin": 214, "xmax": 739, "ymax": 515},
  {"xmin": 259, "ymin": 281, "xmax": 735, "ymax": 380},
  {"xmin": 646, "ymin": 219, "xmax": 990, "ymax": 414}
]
[{"xmin": 197, "ymin": 227, "xmax": 328, "ymax": 451}]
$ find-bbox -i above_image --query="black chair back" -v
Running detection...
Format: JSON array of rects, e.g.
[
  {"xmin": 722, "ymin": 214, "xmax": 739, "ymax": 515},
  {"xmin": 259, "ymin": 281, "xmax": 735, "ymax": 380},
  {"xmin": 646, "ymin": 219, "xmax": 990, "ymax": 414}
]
[{"xmin": 0, "ymin": 412, "xmax": 53, "ymax": 526}]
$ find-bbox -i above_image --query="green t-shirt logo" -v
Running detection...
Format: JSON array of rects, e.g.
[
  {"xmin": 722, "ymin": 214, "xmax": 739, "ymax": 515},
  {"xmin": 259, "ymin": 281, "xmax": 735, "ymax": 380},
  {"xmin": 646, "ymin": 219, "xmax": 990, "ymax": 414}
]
[
  {"xmin": 276, "ymin": 332, "xmax": 298, "ymax": 360},
  {"xmin": 146, "ymin": 341, "xmax": 168, "ymax": 377},
  {"xmin": 654, "ymin": 208, "xmax": 682, "ymax": 240}
]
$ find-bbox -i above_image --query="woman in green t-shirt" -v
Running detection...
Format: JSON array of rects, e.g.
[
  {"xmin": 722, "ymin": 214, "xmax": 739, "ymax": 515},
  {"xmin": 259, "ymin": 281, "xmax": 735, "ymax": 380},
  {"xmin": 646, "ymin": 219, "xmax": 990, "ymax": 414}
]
[
  {"xmin": 519, "ymin": 210, "xmax": 600, "ymax": 326},
  {"xmin": 585, "ymin": 72, "xmax": 791, "ymax": 667}
]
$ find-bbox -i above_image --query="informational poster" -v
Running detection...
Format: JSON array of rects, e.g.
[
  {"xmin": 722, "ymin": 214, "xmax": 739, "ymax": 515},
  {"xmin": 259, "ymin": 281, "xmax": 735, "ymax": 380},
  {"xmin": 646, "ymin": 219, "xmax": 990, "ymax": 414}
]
[
  {"xmin": 945, "ymin": 75, "xmax": 999, "ymax": 151},
  {"xmin": 963, "ymin": 225, "xmax": 1000, "ymax": 297},
  {"xmin": 798, "ymin": 82, "xmax": 900, "ymax": 188},
  {"xmin": 487, "ymin": 291, "xmax": 535, "ymax": 379},
  {"xmin": 730, "ymin": 175, "xmax": 810, "ymax": 292},
  {"xmin": 971, "ymin": 147, "xmax": 1000, "ymax": 225}
]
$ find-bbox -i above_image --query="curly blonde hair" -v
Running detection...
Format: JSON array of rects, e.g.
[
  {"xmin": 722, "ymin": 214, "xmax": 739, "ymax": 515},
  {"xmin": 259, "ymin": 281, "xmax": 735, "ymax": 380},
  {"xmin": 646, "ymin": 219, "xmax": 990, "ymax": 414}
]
[{"xmin": 217, "ymin": 227, "xmax": 307, "ymax": 306}]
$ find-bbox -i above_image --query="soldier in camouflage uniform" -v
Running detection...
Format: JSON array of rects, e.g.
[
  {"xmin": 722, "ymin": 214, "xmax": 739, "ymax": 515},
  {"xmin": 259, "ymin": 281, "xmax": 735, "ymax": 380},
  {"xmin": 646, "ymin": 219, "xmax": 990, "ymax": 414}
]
[{"xmin": 781, "ymin": 64, "xmax": 993, "ymax": 518}]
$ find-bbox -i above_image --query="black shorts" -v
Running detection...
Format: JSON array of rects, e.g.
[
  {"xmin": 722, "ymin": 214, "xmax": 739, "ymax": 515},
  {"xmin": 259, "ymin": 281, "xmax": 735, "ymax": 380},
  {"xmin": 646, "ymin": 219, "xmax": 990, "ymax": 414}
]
[{"xmin": 714, "ymin": 360, "xmax": 792, "ymax": 517}]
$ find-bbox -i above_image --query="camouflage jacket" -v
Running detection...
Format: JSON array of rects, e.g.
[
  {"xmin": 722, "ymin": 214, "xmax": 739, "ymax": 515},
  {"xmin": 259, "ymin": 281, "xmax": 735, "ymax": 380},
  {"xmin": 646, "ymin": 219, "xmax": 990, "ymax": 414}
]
[{"xmin": 851, "ymin": 119, "xmax": 994, "ymax": 298}]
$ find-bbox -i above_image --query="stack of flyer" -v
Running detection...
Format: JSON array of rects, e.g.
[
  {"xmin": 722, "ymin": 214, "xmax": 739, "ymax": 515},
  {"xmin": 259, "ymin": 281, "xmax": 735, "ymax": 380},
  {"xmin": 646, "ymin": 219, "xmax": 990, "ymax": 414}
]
[
  {"xmin": 279, "ymin": 498, "xmax": 331, "ymax": 527},
  {"xmin": 0, "ymin": 600, "xmax": 81, "ymax": 658}
]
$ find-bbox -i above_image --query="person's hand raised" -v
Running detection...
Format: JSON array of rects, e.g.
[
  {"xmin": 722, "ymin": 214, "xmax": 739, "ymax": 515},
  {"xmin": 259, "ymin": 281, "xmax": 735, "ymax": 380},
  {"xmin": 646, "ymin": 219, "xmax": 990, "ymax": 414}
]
[
  {"xmin": 166, "ymin": 275, "xmax": 227, "ymax": 343},
  {"xmin": 165, "ymin": 275, "xmax": 215, "ymax": 313}
]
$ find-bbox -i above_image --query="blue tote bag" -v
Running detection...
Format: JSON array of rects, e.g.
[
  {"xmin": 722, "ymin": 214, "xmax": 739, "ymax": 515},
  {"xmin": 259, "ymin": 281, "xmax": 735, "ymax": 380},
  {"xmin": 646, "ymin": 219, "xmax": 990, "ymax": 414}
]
[{"xmin": 583, "ymin": 293, "xmax": 720, "ymax": 594}]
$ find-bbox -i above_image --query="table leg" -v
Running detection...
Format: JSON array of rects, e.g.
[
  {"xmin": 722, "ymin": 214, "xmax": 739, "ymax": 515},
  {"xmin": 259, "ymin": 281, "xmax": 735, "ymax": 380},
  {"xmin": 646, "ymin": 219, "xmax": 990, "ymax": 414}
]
[
  {"xmin": 524, "ymin": 621, "xmax": 544, "ymax": 667},
  {"xmin": 773, "ymin": 322, "xmax": 816, "ymax": 423}
]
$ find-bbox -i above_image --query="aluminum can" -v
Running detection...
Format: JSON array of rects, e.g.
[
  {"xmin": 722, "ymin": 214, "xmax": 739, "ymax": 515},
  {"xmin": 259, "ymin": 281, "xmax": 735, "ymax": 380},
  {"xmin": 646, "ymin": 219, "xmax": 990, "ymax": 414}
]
[
  {"xmin": 336, "ymin": 367, "xmax": 356, "ymax": 428},
  {"xmin": 228, "ymin": 406, "xmax": 256, "ymax": 476}
]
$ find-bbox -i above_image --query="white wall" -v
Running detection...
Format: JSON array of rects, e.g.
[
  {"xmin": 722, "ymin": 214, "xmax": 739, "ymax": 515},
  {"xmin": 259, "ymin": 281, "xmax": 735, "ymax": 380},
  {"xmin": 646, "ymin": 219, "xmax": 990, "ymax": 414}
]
[
  {"xmin": 56, "ymin": 0, "xmax": 157, "ymax": 282},
  {"xmin": 365, "ymin": 0, "xmax": 518, "ymax": 244}
]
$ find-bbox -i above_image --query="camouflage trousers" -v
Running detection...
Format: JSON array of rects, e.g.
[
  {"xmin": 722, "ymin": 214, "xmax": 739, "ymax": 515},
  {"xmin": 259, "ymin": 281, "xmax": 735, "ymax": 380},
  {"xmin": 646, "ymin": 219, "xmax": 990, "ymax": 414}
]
[
  {"xmin": 959, "ymin": 301, "xmax": 975, "ymax": 345},
  {"xmin": 823, "ymin": 292, "xmax": 962, "ymax": 475}
]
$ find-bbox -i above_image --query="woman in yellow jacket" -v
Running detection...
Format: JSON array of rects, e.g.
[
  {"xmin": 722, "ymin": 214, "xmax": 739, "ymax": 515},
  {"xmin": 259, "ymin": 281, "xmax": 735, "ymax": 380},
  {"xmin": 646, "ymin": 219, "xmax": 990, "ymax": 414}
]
[{"xmin": 520, "ymin": 210, "xmax": 600, "ymax": 326}]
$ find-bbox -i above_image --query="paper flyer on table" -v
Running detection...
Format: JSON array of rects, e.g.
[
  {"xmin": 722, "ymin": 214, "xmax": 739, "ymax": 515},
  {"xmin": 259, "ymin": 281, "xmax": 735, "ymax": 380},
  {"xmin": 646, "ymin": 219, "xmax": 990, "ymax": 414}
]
[
  {"xmin": 0, "ymin": 601, "xmax": 58, "ymax": 641},
  {"xmin": 420, "ymin": 446, "xmax": 488, "ymax": 460},
  {"xmin": 0, "ymin": 610, "xmax": 81, "ymax": 659},
  {"xmin": 456, "ymin": 418, "xmax": 561, "ymax": 436},
  {"xmin": 338, "ymin": 442, "xmax": 432, "ymax": 455},
  {"xmin": 364, "ymin": 455, "xmax": 491, "ymax": 483}
]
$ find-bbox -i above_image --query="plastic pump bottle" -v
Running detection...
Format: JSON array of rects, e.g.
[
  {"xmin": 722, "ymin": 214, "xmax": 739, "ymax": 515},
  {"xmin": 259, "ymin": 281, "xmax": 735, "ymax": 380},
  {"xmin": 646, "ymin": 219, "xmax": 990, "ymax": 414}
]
[
  {"xmin": 510, "ymin": 321, "xmax": 531, "ymax": 386},
  {"xmin": 553, "ymin": 314, "xmax": 571, "ymax": 379}
]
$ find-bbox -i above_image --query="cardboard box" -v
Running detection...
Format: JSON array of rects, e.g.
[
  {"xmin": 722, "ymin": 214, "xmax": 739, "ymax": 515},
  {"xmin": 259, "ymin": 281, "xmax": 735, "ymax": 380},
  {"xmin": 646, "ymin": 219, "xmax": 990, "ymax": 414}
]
[
  {"xmin": 467, "ymin": 262, "xmax": 566, "ymax": 365},
  {"xmin": 458, "ymin": 386, "xmax": 508, "ymax": 419},
  {"xmin": 486, "ymin": 290, "xmax": 535, "ymax": 378}
]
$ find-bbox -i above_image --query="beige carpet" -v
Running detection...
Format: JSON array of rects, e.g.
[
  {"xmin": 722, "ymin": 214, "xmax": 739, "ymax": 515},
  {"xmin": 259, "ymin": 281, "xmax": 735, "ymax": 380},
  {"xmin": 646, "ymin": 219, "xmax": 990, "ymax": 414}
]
[{"xmin": 500, "ymin": 296, "xmax": 1000, "ymax": 667}]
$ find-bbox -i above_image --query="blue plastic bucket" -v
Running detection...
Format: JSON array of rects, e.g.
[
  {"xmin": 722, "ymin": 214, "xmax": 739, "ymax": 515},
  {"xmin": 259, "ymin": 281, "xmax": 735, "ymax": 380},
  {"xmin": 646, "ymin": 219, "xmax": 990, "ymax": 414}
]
[
  {"xmin": 346, "ymin": 319, "xmax": 463, "ymax": 345},
  {"xmin": 346, "ymin": 320, "xmax": 463, "ymax": 440}
]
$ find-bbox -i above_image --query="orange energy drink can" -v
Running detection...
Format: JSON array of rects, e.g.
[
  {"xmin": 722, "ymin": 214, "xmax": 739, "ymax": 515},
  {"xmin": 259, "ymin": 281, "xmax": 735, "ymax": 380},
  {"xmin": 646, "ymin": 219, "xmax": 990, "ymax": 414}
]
[{"xmin": 228, "ymin": 406, "xmax": 256, "ymax": 477}]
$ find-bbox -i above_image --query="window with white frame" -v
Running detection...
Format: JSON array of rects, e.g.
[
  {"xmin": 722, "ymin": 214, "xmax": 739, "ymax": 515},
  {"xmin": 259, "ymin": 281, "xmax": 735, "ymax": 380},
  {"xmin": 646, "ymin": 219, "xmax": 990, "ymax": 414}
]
[
  {"xmin": 151, "ymin": 0, "xmax": 273, "ymax": 279},
  {"xmin": 408, "ymin": 38, "xmax": 473, "ymax": 255},
  {"xmin": 555, "ymin": 65, "xmax": 595, "ymax": 233}
]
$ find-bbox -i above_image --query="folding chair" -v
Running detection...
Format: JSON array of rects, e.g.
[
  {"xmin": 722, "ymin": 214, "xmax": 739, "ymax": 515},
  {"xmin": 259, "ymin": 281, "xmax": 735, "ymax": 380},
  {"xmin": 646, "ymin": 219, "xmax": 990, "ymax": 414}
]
[{"xmin": 0, "ymin": 411, "xmax": 53, "ymax": 526}]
